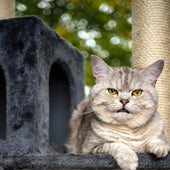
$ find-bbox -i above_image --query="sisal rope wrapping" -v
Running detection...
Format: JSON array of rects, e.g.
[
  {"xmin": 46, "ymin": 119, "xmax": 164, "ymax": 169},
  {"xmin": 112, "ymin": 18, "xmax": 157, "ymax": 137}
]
[
  {"xmin": 0, "ymin": 0, "xmax": 15, "ymax": 19},
  {"xmin": 132, "ymin": 0, "xmax": 170, "ymax": 144}
]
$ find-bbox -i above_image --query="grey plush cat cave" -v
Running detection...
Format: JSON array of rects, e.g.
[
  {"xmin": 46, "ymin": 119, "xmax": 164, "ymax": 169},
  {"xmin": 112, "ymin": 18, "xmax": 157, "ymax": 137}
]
[
  {"xmin": 0, "ymin": 16, "xmax": 169, "ymax": 169},
  {"xmin": 0, "ymin": 16, "xmax": 84, "ymax": 155}
]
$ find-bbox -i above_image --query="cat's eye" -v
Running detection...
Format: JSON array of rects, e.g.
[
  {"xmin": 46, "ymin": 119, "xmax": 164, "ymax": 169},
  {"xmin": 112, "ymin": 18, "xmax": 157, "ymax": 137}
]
[
  {"xmin": 132, "ymin": 89, "xmax": 143, "ymax": 97},
  {"xmin": 107, "ymin": 88, "xmax": 118, "ymax": 95}
]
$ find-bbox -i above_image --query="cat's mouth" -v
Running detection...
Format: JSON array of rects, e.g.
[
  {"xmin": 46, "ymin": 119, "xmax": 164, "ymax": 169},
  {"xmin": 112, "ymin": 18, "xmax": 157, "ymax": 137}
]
[{"xmin": 117, "ymin": 108, "xmax": 129, "ymax": 113}]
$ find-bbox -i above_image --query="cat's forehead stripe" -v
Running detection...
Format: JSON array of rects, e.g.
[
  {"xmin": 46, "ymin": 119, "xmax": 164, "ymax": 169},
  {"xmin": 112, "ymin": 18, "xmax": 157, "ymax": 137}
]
[
  {"xmin": 111, "ymin": 67, "xmax": 139, "ymax": 91},
  {"xmin": 122, "ymin": 67, "xmax": 130, "ymax": 89}
]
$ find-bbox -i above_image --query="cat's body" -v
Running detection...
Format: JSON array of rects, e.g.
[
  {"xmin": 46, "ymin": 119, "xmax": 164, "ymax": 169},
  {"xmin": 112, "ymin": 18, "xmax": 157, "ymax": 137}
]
[{"xmin": 67, "ymin": 56, "xmax": 169, "ymax": 170}]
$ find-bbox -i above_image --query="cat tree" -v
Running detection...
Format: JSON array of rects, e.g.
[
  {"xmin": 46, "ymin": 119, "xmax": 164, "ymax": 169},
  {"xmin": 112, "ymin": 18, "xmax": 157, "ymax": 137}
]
[
  {"xmin": 0, "ymin": 0, "xmax": 15, "ymax": 19},
  {"xmin": 0, "ymin": 0, "xmax": 170, "ymax": 169},
  {"xmin": 0, "ymin": 16, "xmax": 84, "ymax": 155},
  {"xmin": 132, "ymin": 0, "xmax": 170, "ymax": 144}
]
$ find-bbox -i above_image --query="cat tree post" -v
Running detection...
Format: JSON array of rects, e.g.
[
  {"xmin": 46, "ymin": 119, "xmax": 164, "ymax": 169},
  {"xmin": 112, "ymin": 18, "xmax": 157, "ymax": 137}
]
[
  {"xmin": 0, "ymin": 0, "xmax": 15, "ymax": 19},
  {"xmin": 132, "ymin": 0, "xmax": 170, "ymax": 144}
]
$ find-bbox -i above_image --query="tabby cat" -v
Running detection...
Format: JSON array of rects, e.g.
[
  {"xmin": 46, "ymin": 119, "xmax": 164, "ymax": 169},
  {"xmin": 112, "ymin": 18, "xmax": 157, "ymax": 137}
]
[{"xmin": 67, "ymin": 55, "xmax": 169, "ymax": 170}]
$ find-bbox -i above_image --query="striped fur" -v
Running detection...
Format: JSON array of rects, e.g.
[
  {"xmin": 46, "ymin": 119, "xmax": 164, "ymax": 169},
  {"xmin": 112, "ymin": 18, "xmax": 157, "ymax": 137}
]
[{"xmin": 67, "ymin": 56, "xmax": 169, "ymax": 170}]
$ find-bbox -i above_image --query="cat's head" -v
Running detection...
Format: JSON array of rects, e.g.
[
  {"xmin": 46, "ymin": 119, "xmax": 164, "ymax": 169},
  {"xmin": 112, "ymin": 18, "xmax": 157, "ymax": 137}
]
[{"xmin": 90, "ymin": 55, "xmax": 164, "ymax": 128}]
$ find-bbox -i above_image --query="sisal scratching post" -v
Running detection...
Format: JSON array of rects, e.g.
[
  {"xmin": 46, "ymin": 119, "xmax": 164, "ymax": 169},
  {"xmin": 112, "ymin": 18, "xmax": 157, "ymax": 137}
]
[
  {"xmin": 132, "ymin": 0, "xmax": 170, "ymax": 144},
  {"xmin": 0, "ymin": 0, "xmax": 15, "ymax": 19}
]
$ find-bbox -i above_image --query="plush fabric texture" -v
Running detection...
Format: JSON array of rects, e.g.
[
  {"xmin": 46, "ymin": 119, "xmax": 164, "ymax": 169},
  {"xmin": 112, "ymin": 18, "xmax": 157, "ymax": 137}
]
[
  {"xmin": 1, "ymin": 153, "xmax": 170, "ymax": 169},
  {"xmin": 0, "ymin": 16, "xmax": 84, "ymax": 156}
]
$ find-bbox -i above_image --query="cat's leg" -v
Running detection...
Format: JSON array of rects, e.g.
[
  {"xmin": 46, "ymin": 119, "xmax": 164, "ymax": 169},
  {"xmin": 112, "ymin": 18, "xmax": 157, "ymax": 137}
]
[
  {"xmin": 93, "ymin": 142, "xmax": 138, "ymax": 170},
  {"xmin": 146, "ymin": 138, "xmax": 169, "ymax": 158}
]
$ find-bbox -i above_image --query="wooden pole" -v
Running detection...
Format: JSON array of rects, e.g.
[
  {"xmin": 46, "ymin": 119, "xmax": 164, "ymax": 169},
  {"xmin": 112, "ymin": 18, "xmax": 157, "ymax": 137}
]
[
  {"xmin": 0, "ymin": 0, "xmax": 15, "ymax": 19},
  {"xmin": 132, "ymin": 0, "xmax": 170, "ymax": 144}
]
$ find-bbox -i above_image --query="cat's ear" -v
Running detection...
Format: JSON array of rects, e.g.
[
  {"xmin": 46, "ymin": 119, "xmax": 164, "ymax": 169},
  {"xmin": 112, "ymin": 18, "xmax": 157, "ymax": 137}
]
[
  {"xmin": 141, "ymin": 60, "xmax": 164, "ymax": 86},
  {"xmin": 91, "ymin": 55, "xmax": 110, "ymax": 83}
]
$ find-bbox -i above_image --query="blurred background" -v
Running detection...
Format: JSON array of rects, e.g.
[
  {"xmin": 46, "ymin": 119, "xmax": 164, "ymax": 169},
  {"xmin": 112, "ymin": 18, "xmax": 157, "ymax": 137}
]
[{"xmin": 15, "ymin": 0, "xmax": 132, "ymax": 95}]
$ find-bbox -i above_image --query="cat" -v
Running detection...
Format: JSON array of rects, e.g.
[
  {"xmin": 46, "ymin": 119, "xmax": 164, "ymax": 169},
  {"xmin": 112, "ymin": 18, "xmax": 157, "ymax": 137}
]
[{"xmin": 67, "ymin": 55, "xmax": 169, "ymax": 170}]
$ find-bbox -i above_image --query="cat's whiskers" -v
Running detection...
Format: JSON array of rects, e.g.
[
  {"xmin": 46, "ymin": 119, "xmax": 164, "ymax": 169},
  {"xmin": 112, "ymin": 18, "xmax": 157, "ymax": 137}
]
[{"xmin": 82, "ymin": 103, "xmax": 116, "ymax": 115}]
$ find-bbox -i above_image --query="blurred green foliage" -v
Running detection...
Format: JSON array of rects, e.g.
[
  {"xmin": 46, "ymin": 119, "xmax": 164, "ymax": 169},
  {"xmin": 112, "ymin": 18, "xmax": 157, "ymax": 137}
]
[{"xmin": 15, "ymin": 0, "xmax": 132, "ymax": 86}]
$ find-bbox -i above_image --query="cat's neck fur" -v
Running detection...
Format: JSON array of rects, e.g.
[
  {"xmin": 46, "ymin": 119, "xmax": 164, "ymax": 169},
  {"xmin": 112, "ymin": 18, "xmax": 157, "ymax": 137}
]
[{"xmin": 91, "ymin": 106, "xmax": 164, "ymax": 152}]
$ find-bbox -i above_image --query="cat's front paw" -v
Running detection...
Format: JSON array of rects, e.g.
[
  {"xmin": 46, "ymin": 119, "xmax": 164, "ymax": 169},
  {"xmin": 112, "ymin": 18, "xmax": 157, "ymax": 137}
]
[
  {"xmin": 112, "ymin": 143, "xmax": 138, "ymax": 170},
  {"xmin": 147, "ymin": 139, "xmax": 169, "ymax": 158},
  {"xmin": 117, "ymin": 151, "xmax": 138, "ymax": 170}
]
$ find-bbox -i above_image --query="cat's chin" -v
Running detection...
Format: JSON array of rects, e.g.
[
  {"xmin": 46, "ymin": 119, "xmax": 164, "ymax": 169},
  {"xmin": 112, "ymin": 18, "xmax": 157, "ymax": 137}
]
[{"xmin": 112, "ymin": 111, "xmax": 134, "ymax": 122}]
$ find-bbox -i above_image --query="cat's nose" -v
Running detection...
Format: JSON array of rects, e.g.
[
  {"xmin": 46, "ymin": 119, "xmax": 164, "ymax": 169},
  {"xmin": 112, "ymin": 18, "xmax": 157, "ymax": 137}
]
[{"xmin": 120, "ymin": 99, "xmax": 129, "ymax": 105}]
